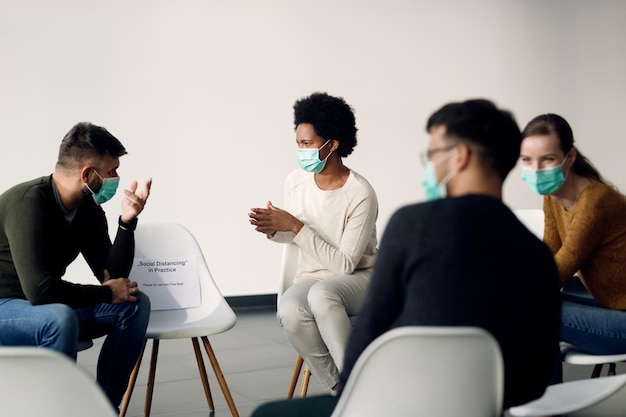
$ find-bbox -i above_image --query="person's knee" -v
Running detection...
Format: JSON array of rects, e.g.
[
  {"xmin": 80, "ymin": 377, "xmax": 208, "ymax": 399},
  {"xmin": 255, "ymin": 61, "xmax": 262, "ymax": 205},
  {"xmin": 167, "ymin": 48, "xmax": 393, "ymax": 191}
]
[
  {"xmin": 308, "ymin": 283, "xmax": 342, "ymax": 315},
  {"xmin": 136, "ymin": 291, "xmax": 151, "ymax": 313},
  {"xmin": 43, "ymin": 304, "xmax": 79, "ymax": 337},
  {"xmin": 133, "ymin": 291, "xmax": 151, "ymax": 326},
  {"xmin": 39, "ymin": 304, "xmax": 79, "ymax": 350},
  {"xmin": 277, "ymin": 295, "xmax": 309, "ymax": 332}
]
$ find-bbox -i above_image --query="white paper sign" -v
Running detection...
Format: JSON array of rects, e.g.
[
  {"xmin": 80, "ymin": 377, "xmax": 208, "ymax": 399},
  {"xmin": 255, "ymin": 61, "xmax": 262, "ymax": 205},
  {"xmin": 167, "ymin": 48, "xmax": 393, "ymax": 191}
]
[{"xmin": 131, "ymin": 256, "xmax": 201, "ymax": 311}]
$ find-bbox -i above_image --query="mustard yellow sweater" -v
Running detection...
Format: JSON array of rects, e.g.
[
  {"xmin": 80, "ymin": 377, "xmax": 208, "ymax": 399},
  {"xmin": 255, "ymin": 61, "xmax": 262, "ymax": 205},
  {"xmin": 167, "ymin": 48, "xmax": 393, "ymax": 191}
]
[{"xmin": 544, "ymin": 180, "xmax": 626, "ymax": 309}]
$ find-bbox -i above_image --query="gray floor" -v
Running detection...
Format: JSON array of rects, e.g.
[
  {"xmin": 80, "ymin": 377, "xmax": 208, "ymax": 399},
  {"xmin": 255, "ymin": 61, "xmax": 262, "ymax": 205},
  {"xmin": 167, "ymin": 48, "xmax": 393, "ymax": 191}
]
[
  {"xmin": 77, "ymin": 307, "xmax": 626, "ymax": 417},
  {"xmin": 77, "ymin": 307, "xmax": 325, "ymax": 417}
]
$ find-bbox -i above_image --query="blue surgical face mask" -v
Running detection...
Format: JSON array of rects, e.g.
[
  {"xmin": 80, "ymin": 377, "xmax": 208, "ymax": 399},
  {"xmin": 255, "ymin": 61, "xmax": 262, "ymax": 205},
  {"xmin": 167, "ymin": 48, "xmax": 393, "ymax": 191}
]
[
  {"xmin": 420, "ymin": 148, "xmax": 458, "ymax": 201},
  {"xmin": 86, "ymin": 169, "xmax": 120, "ymax": 205},
  {"xmin": 297, "ymin": 140, "xmax": 332, "ymax": 173},
  {"xmin": 521, "ymin": 155, "xmax": 568, "ymax": 195}
]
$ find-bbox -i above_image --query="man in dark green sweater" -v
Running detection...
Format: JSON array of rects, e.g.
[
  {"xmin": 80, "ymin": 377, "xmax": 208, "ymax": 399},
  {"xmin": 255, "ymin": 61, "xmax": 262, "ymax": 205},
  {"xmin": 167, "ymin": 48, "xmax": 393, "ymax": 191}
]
[{"xmin": 0, "ymin": 122, "xmax": 152, "ymax": 410}]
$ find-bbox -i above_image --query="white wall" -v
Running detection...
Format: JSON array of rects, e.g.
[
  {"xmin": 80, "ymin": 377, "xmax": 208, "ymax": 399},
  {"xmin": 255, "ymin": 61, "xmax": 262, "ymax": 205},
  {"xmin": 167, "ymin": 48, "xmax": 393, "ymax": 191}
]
[{"xmin": 1, "ymin": 0, "xmax": 625, "ymax": 296}]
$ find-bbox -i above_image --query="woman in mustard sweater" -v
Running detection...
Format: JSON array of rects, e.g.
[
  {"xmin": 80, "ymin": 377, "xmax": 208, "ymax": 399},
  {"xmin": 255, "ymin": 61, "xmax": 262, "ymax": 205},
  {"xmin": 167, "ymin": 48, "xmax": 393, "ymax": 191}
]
[{"xmin": 520, "ymin": 113, "xmax": 626, "ymax": 381}]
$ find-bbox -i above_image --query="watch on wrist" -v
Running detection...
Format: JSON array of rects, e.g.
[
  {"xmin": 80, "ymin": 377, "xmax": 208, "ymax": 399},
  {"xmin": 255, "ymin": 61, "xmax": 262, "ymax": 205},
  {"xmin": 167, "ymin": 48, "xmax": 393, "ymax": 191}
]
[{"xmin": 118, "ymin": 216, "xmax": 138, "ymax": 231}]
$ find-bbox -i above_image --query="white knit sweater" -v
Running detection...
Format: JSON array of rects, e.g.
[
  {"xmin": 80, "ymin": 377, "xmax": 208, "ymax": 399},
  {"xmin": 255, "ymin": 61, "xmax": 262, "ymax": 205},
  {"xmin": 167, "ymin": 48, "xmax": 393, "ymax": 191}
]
[{"xmin": 271, "ymin": 168, "xmax": 378, "ymax": 280}]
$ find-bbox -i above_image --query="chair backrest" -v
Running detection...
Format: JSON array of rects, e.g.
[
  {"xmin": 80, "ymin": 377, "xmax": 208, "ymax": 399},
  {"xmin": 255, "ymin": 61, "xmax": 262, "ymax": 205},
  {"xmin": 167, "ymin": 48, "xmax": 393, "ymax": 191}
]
[
  {"xmin": 277, "ymin": 243, "xmax": 300, "ymax": 307},
  {"xmin": 130, "ymin": 222, "xmax": 236, "ymax": 336},
  {"xmin": 513, "ymin": 208, "xmax": 544, "ymax": 239},
  {"xmin": 0, "ymin": 347, "xmax": 117, "ymax": 417},
  {"xmin": 330, "ymin": 326, "xmax": 504, "ymax": 417}
]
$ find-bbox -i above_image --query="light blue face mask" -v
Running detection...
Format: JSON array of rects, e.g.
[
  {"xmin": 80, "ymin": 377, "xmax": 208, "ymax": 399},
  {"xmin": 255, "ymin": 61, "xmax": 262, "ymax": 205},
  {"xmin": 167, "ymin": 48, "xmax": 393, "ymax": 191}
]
[
  {"xmin": 521, "ymin": 154, "xmax": 568, "ymax": 195},
  {"xmin": 420, "ymin": 147, "xmax": 458, "ymax": 201},
  {"xmin": 86, "ymin": 169, "xmax": 120, "ymax": 205},
  {"xmin": 297, "ymin": 140, "xmax": 332, "ymax": 173}
]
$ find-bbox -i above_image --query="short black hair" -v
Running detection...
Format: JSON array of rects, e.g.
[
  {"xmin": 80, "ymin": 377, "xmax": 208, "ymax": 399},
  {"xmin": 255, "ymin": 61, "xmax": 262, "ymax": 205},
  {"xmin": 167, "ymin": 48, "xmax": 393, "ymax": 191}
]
[
  {"xmin": 293, "ymin": 92, "xmax": 358, "ymax": 158},
  {"xmin": 57, "ymin": 122, "xmax": 127, "ymax": 169},
  {"xmin": 426, "ymin": 99, "xmax": 521, "ymax": 180}
]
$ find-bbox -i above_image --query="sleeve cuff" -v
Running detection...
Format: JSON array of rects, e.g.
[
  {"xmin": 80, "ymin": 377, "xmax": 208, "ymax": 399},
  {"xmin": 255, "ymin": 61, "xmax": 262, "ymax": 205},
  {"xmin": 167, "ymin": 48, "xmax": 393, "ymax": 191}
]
[
  {"xmin": 118, "ymin": 216, "xmax": 138, "ymax": 231},
  {"xmin": 293, "ymin": 225, "xmax": 313, "ymax": 246}
]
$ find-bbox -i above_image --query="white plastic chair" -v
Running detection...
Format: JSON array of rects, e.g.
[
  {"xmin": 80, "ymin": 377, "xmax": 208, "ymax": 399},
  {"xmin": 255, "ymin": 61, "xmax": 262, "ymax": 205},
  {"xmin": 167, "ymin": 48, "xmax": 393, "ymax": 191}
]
[
  {"xmin": 561, "ymin": 343, "xmax": 626, "ymax": 378},
  {"xmin": 513, "ymin": 208, "xmax": 544, "ymax": 239},
  {"xmin": 508, "ymin": 373, "xmax": 626, "ymax": 417},
  {"xmin": 278, "ymin": 243, "xmax": 312, "ymax": 398},
  {"xmin": 0, "ymin": 347, "xmax": 117, "ymax": 417},
  {"xmin": 119, "ymin": 223, "xmax": 239, "ymax": 417},
  {"xmin": 329, "ymin": 326, "xmax": 504, "ymax": 417}
]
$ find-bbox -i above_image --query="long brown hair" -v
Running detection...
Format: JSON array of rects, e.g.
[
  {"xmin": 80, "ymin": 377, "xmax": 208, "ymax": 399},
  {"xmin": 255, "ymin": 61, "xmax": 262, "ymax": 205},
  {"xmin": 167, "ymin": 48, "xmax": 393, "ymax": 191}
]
[{"xmin": 521, "ymin": 113, "xmax": 607, "ymax": 184}]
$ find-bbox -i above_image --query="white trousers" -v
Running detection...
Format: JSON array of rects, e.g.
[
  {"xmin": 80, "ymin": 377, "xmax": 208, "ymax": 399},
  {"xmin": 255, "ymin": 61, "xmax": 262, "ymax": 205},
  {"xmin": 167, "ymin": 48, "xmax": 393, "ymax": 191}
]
[{"xmin": 277, "ymin": 271, "xmax": 371, "ymax": 391}]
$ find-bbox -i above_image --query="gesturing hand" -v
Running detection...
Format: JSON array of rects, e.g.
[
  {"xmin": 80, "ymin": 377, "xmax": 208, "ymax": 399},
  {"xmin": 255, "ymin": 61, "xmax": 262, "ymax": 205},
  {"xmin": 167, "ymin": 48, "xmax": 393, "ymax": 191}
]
[
  {"xmin": 248, "ymin": 201, "xmax": 304, "ymax": 236},
  {"xmin": 121, "ymin": 178, "xmax": 152, "ymax": 223},
  {"xmin": 102, "ymin": 269, "xmax": 140, "ymax": 304}
]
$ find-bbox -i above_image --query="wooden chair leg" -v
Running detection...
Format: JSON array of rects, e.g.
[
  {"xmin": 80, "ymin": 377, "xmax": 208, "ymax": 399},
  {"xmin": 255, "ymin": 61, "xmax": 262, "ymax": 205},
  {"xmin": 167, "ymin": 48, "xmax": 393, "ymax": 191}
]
[
  {"xmin": 201, "ymin": 336, "xmax": 240, "ymax": 417},
  {"xmin": 191, "ymin": 337, "xmax": 215, "ymax": 411},
  {"xmin": 591, "ymin": 363, "xmax": 603, "ymax": 378},
  {"xmin": 119, "ymin": 339, "xmax": 147, "ymax": 417},
  {"xmin": 299, "ymin": 364, "xmax": 310, "ymax": 398},
  {"xmin": 143, "ymin": 339, "xmax": 160, "ymax": 417},
  {"xmin": 287, "ymin": 355, "xmax": 304, "ymax": 398}
]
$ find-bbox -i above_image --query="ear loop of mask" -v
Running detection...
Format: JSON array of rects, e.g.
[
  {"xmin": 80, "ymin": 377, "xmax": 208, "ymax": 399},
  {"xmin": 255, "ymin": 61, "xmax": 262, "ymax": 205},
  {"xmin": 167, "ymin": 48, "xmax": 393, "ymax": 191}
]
[
  {"xmin": 436, "ymin": 147, "xmax": 459, "ymax": 185},
  {"xmin": 319, "ymin": 139, "xmax": 332, "ymax": 159},
  {"xmin": 84, "ymin": 168, "xmax": 101, "ymax": 195}
]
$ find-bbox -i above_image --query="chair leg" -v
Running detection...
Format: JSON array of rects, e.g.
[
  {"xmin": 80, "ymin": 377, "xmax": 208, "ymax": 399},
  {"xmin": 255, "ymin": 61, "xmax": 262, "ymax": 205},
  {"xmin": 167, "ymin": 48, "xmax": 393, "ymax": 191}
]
[
  {"xmin": 287, "ymin": 355, "xmax": 304, "ymax": 398},
  {"xmin": 299, "ymin": 364, "xmax": 311, "ymax": 398},
  {"xmin": 191, "ymin": 337, "xmax": 215, "ymax": 411},
  {"xmin": 119, "ymin": 339, "xmax": 148, "ymax": 417},
  {"xmin": 143, "ymin": 339, "xmax": 160, "ymax": 417},
  {"xmin": 591, "ymin": 363, "xmax": 603, "ymax": 378},
  {"xmin": 201, "ymin": 336, "xmax": 240, "ymax": 417}
]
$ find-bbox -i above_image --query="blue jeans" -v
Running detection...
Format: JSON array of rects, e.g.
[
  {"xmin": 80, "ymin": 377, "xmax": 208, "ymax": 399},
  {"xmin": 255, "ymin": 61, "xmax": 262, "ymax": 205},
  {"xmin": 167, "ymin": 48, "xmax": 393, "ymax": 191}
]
[
  {"xmin": 0, "ymin": 298, "xmax": 80, "ymax": 356},
  {"xmin": 550, "ymin": 290, "xmax": 626, "ymax": 383},
  {"xmin": 0, "ymin": 292, "xmax": 150, "ymax": 408},
  {"xmin": 561, "ymin": 292, "xmax": 626, "ymax": 354}
]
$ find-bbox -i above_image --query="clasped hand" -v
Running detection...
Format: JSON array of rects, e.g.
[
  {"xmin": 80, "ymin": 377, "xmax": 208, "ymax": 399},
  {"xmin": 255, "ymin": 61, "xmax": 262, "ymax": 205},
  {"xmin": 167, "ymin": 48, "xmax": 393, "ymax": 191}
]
[
  {"xmin": 248, "ymin": 201, "xmax": 303, "ymax": 236},
  {"xmin": 102, "ymin": 269, "xmax": 140, "ymax": 303}
]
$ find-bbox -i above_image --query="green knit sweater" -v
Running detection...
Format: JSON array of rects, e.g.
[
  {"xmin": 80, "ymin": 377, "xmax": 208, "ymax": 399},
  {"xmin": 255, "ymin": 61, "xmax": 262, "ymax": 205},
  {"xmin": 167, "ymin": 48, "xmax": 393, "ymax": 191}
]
[
  {"xmin": 0, "ymin": 175, "xmax": 134, "ymax": 308},
  {"xmin": 544, "ymin": 180, "xmax": 626, "ymax": 309}
]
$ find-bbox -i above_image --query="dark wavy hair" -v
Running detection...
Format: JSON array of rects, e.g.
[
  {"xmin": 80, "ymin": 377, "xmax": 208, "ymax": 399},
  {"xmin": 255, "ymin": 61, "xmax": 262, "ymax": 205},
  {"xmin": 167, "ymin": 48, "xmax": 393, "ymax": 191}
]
[
  {"xmin": 293, "ymin": 92, "xmax": 358, "ymax": 158},
  {"xmin": 521, "ymin": 114, "xmax": 606, "ymax": 184},
  {"xmin": 57, "ymin": 122, "xmax": 127, "ymax": 170},
  {"xmin": 426, "ymin": 99, "xmax": 521, "ymax": 180}
]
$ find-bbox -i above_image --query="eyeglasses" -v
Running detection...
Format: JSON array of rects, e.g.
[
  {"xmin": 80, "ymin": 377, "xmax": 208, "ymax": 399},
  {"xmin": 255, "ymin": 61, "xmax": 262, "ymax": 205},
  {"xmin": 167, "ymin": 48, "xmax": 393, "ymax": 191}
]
[{"xmin": 419, "ymin": 144, "xmax": 457, "ymax": 167}]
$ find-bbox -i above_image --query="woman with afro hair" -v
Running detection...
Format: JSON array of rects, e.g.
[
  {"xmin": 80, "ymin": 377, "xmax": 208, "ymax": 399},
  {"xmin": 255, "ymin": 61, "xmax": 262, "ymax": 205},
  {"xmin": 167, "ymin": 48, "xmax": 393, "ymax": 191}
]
[{"xmin": 249, "ymin": 92, "xmax": 378, "ymax": 393}]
